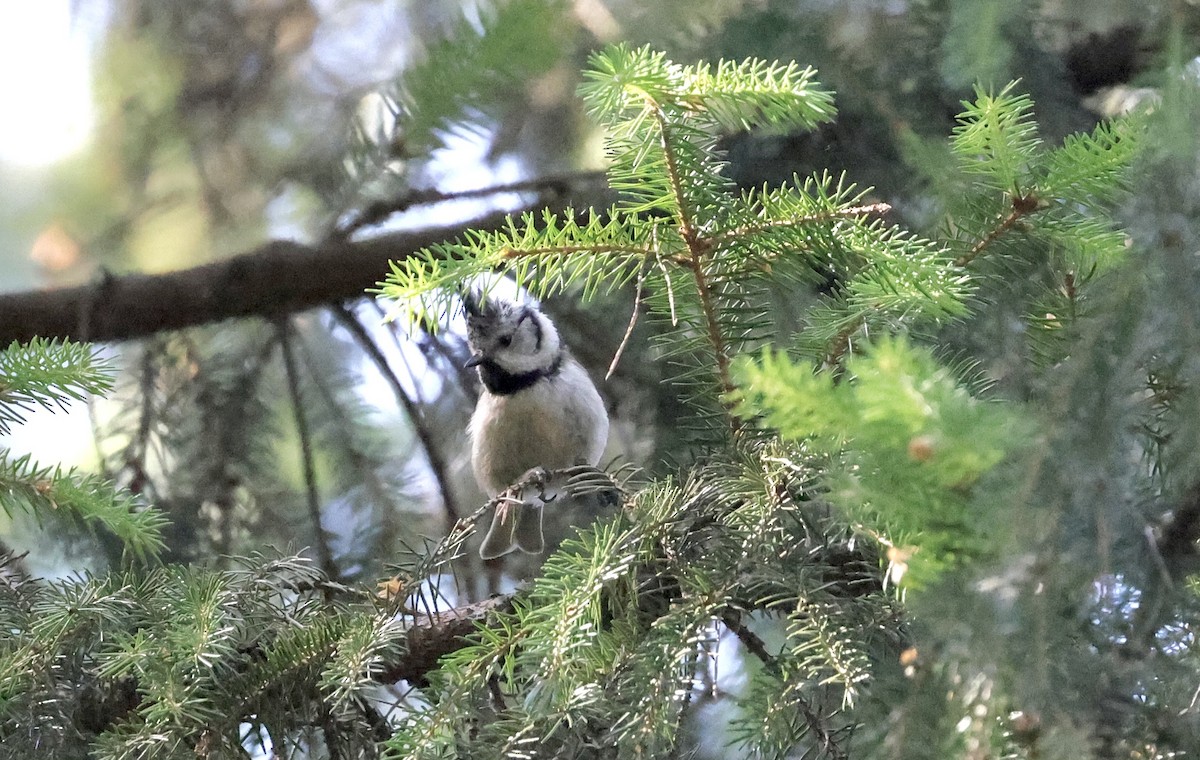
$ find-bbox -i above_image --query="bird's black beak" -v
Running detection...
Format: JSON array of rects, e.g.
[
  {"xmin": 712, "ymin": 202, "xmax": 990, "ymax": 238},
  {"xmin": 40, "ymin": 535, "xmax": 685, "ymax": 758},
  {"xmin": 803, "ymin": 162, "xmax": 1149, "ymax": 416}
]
[{"xmin": 465, "ymin": 353, "xmax": 484, "ymax": 368}]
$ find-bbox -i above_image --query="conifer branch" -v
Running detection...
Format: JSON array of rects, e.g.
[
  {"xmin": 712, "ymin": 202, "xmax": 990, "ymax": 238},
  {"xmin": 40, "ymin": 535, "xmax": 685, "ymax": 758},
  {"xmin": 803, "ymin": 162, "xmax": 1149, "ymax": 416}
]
[
  {"xmin": 582, "ymin": 97, "xmax": 743, "ymax": 431},
  {"xmin": 74, "ymin": 591, "xmax": 515, "ymax": 736},
  {"xmin": 498, "ymin": 243, "xmax": 654, "ymax": 258},
  {"xmin": 277, "ymin": 320, "xmax": 339, "ymax": 582},
  {"xmin": 721, "ymin": 610, "xmax": 849, "ymax": 760},
  {"xmin": 333, "ymin": 171, "xmax": 609, "ymax": 240},
  {"xmin": 646, "ymin": 105, "xmax": 738, "ymax": 418},
  {"xmin": 666, "ymin": 113, "xmax": 748, "ymax": 432},
  {"xmin": 721, "ymin": 611, "xmax": 779, "ymax": 674},
  {"xmin": 709, "ymin": 202, "xmax": 893, "ymax": 246},
  {"xmin": 954, "ymin": 194, "xmax": 1041, "ymax": 267},
  {"xmin": 331, "ymin": 303, "xmax": 463, "ymax": 529},
  {"xmin": 651, "ymin": 106, "xmax": 699, "ymax": 241}
]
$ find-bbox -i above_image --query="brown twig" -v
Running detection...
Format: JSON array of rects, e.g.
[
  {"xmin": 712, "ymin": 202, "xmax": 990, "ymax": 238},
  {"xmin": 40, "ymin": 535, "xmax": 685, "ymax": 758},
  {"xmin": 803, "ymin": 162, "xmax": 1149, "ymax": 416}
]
[
  {"xmin": 277, "ymin": 319, "xmax": 339, "ymax": 582},
  {"xmin": 822, "ymin": 316, "xmax": 866, "ymax": 374},
  {"xmin": 648, "ymin": 105, "xmax": 739, "ymax": 430},
  {"xmin": 954, "ymin": 193, "xmax": 1042, "ymax": 268},
  {"xmin": 708, "ymin": 202, "xmax": 893, "ymax": 247},
  {"xmin": 333, "ymin": 171, "xmax": 608, "ymax": 240},
  {"xmin": 606, "ymin": 264, "xmax": 646, "ymax": 381},
  {"xmin": 331, "ymin": 303, "xmax": 463, "ymax": 530},
  {"xmin": 721, "ymin": 610, "xmax": 848, "ymax": 760}
]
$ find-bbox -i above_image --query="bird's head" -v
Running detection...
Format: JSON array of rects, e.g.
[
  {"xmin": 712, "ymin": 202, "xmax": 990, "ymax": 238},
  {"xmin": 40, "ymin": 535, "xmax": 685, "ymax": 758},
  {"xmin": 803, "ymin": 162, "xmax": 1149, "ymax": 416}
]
[{"xmin": 462, "ymin": 291, "xmax": 561, "ymax": 377}]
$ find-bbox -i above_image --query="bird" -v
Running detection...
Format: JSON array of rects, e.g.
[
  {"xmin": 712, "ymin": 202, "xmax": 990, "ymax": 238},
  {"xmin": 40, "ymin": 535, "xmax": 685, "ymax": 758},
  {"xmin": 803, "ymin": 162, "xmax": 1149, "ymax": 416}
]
[{"xmin": 462, "ymin": 291, "xmax": 609, "ymax": 559}]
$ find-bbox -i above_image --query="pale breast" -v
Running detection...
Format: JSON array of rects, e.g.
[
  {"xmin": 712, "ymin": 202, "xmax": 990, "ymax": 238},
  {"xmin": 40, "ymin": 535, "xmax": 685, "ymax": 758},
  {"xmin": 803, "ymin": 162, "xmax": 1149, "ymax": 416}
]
[{"xmin": 470, "ymin": 359, "xmax": 608, "ymax": 495}]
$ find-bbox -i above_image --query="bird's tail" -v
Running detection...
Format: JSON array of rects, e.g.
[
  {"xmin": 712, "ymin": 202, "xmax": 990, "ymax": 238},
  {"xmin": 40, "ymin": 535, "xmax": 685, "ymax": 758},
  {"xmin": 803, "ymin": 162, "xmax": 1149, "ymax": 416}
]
[{"xmin": 480, "ymin": 501, "xmax": 544, "ymax": 559}]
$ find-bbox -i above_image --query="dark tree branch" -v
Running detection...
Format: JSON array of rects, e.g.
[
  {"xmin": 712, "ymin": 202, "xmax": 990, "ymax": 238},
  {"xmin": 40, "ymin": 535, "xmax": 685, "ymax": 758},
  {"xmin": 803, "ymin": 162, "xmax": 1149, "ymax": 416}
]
[
  {"xmin": 378, "ymin": 595, "xmax": 514, "ymax": 685},
  {"xmin": 1153, "ymin": 480, "xmax": 1200, "ymax": 570},
  {"xmin": 78, "ymin": 591, "xmax": 515, "ymax": 735},
  {"xmin": 1130, "ymin": 480, "xmax": 1200, "ymax": 649},
  {"xmin": 73, "ymin": 482, "xmax": 876, "ymax": 742},
  {"xmin": 0, "ymin": 235, "xmax": 409, "ymax": 345},
  {"xmin": 0, "ymin": 181, "xmax": 612, "ymax": 345},
  {"xmin": 721, "ymin": 609, "xmax": 849, "ymax": 760},
  {"xmin": 720, "ymin": 610, "xmax": 779, "ymax": 674},
  {"xmin": 331, "ymin": 303, "xmax": 464, "ymax": 531},
  {"xmin": 278, "ymin": 319, "xmax": 339, "ymax": 582},
  {"xmin": 332, "ymin": 171, "xmax": 608, "ymax": 240}
]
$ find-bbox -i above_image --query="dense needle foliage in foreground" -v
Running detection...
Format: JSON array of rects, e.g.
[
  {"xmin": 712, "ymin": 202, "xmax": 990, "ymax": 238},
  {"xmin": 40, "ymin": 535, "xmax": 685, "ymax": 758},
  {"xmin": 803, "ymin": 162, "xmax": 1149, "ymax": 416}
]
[{"xmin": 4, "ymin": 41, "xmax": 1186, "ymax": 760}]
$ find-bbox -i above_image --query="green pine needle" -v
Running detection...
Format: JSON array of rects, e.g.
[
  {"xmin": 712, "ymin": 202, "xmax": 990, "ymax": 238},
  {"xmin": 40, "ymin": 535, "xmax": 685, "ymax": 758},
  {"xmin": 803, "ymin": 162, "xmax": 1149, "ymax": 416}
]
[{"xmin": 0, "ymin": 338, "xmax": 112, "ymax": 434}]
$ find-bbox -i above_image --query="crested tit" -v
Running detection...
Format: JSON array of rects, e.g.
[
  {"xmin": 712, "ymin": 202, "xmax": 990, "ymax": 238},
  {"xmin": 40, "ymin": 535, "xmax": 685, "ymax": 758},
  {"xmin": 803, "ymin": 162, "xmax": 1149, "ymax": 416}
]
[{"xmin": 463, "ymin": 292, "xmax": 609, "ymax": 559}]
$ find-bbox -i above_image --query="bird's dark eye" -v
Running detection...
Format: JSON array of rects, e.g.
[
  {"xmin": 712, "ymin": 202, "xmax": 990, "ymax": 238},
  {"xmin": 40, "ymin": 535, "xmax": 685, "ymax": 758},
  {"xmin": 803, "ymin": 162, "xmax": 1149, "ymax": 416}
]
[{"xmin": 498, "ymin": 335, "xmax": 513, "ymax": 347}]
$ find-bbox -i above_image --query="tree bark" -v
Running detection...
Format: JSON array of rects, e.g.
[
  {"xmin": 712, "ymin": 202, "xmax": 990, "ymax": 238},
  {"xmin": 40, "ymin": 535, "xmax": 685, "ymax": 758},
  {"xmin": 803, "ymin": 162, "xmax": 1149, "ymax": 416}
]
[
  {"xmin": 77, "ymin": 594, "xmax": 515, "ymax": 736},
  {"xmin": 0, "ymin": 175, "xmax": 614, "ymax": 346},
  {"xmin": 0, "ymin": 220, "xmax": 495, "ymax": 345}
]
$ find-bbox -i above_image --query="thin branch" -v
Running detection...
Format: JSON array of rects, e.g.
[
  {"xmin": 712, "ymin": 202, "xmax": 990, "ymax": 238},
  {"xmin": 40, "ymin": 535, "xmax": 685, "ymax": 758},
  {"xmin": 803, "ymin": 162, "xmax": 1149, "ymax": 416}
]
[
  {"xmin": 606, "ymin": 263, "xmax": 646, "ymax": 381},
  {"xmin": 382, "ymin": 464, "xmax": 608, "ymax": 593},
  {"xmin": 648, "ymin": 105, "xmax": 739, "ymax": 428},
  {"xmin": 277, "ymin": 319, "xmax": 339, "ymax": 582},
  {"xmin": 685, "ymin": 254, "xmax": 739, "ymax": 412},
  {"xmin": 499, "ymin": 243, "xmax": 653, "ymax": 259},
  {"xmin": 334, "ymin": 171, "xmax": 609, "ymax": 240},
  {"xmin": 330, "ymin": 303, "xmax": 464, "ymax": 531},
  {"xmin": 720, "ymin": 611, "xmax": 780, "ymax": 675},
  {"xmin": 649, "ymin": 105, "xmax": 698, "ymax": 240},
  {"xmin": 708, "ymin": 203, "xmax": 893, "ymax": 247},
  {"xmin": 822, "ymin": 316, "xmax": 865, "ymax": 374},
  {"xmin": 953, "ymin": 193, "xmax": 1042, "ymax": 268},
  {"xmin": 369, "ymin": 298, "xmax": 477, "ymax": 403},
  {"xmin": 721, "ymin": 610, "xmax": 848, "ymax": 760},
  {"xmin": 291, "ymin": 320, "xmax": 409, "ymax": 562},
  {"xmin": 129, "ymin": 344, "xmax": 158, "ymax": 495},
  {"xmin": 655, "ymin": 251, "xmax": 679, "ymax": 326}
]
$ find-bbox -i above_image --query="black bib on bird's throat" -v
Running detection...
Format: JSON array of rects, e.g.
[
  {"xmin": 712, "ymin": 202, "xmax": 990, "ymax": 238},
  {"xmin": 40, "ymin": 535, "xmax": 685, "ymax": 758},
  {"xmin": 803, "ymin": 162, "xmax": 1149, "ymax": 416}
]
[{"xmin": 477, "ymin": 353, "xmax": 564, "ymax": 395}]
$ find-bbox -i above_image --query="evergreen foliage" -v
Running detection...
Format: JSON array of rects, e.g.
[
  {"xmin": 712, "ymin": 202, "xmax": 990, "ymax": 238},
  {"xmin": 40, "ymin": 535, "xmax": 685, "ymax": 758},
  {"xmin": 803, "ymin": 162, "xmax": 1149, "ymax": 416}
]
[
  {"xmin": 0, "ymin": 339, "xmax": 165, "ymax": 560},
  {"xmin": 374, "ymin": 44, "xmax": 1141, "ymax": 759},
  {"xmin": 0, "ymin": 338, "xmax": 112, "ymax": 433},
  {"xmin": 733, "ymin": 337, "xmax": 1025, "ymax": 586},
  {"xmin": 0, "ymin": 34, "xmax": 1181, "ymax": 760},
  {"xmin": 394, "ymin": 0, "xmax": 573, "ymax": 154}
]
